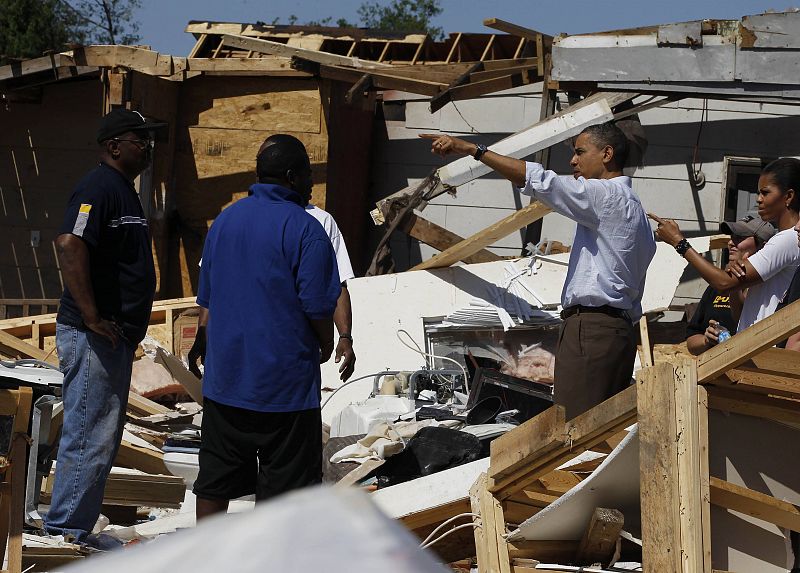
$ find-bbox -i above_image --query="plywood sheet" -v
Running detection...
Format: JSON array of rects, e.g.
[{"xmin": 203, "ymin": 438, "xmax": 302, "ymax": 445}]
[{"xmin": 178, "ymin": 76, "xmax": 322, "ymax": 133}]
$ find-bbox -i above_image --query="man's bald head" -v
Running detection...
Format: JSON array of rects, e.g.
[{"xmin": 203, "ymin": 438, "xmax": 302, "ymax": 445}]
[{"xmin": 256, "ymin": 134, "xmax": 313, "ymax": 203}]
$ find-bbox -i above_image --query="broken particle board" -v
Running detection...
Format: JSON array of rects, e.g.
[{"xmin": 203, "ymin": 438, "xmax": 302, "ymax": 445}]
[{"xmin": 371, "ymin": 457, "xmax": 490, "ymax": 530}]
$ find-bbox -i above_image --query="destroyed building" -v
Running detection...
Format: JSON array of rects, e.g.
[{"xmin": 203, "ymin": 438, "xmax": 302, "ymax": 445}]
[{"xmin": 0, "ymin": 9, "xmax": 798, "ymax": 573}]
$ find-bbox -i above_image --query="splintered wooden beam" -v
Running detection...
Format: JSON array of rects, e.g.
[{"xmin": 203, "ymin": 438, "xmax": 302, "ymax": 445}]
[
  {"xmin": 574, "ymin": 507, "xmax": 625, "ymax": 565},
  {"xmin": 487, "ymin": 385, "xmax": 637, "ymax": 499},
  {"xmin": 697, "ymin": 298, "xmax": 800, "ymax": 382},
  {"xmin": 221, "ymin": 34, "xmax": 392, "ymax": 69},
  {"xmin": 709, "ymin": 477, "xmax": 800, "ymax": 531},
  {"xmin": 398, "ymin": 212, "xmax": 501, "ymax": 264},
  {"xmin": 412, "ymin": 202, "xmax": 552, "ymax": 270}
]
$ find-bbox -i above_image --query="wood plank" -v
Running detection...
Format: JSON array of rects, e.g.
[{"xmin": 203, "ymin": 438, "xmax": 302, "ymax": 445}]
[
  {"xmin": 706, "ymin": 385, "xmax": 800, "ymax": 425},
  {"xmin": 185, "ymin": 57, "xmax": 308, "ymax": 75},
  {"xmin": 483, "ymin": 18, "xmax": 554, "ymax": 47},
  {"xmin": 709, "ymin": 476, "xmax": 800, "ymax": 531},
  {"xmin": 221, "ymin": 34, "xmax": 392, "ymax": 69},
  {"xmin": 715, "ymin": 367, "xmax": 800, "ymax": 399},
  {"xmin": 639, "ymin": 317, "xmax": 654, "ymax": 368},
  {"xmin": 488, "ymin": 385, "xmax": 637, "ymax": 499},
  {"xmin": 674, "ymin": 357, "xmax": 705, "ymax": 573},
  {"xmin": 126, "ymin": 392, "xmax": 170, "ymax": 417},
  {"xmin": 481, "ymin": 478, "xmax": 512, "ymax": 573},
  {"xmin": 397, "ymin": 212, "xmax": 501, "ymax": 264},
  {"xmin": 114, "ymin": 440, "xmax": 170, "ymax": 475},
  {"xmin": 444, "ymin": 72, "xmax": 531, "ymax": 103},
  {"xmin": 574, "ymin": 507, "xmax": 624, "ymax": 565},
  {"xmin": 399, "ymin": 498, "xmax": 471, "ymax": 531},
  {"xmin": 697, "ymin": 298, "xmax": 800, "ymax": 382},
  {"xmin": 748, "ymin": 346, "xmax": 800, "ymax": 376},
  {"xmin": 0, "ymin": 329, "xmax": 56, "ymax": 365},
  {"xmin": 319, "ymin": 64, "xmax": 447, "ymax": 96},
  {"xmin": 637, "ymin": 363, "xmax": 682, "ymax": 572},
  {"xmin": 698, "ymin": 385, "xmax": 712, "ymax": 572},
  {"xmin": 507, "ymin": 540, "xmax": 579, "ymax": 562},
  {"xmin": 470, "ymin": 474, "xmax": 491, "ymax": 573},
  {"xmin": 42, "ymin": 471, "xmax": 185, "ymax": 508},
  {"xmin": 429, "ymin": 61, "xmax": 484, "ymax": 113},
  {"xmin": 412, "ymin": 202, "xmax": 552, "ymax": 270},
  {"xmin": 488, "ymin": 405, "xmax": 566, "ymax": 485},
  {"xmin": 469, "ymin": 62, "xmax": 538, "ymax": 83}
]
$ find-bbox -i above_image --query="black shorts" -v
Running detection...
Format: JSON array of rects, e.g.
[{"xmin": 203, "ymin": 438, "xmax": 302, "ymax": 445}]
[{"xmin": 193, "ymin": 397, "xmax": 322, "ymax": 501}]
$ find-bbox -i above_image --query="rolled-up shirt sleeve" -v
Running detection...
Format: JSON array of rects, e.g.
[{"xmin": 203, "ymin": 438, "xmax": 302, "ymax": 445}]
[
  {"xmin": 296, "ymin": 236, "xmax": 341, "ymax": 320},
  {"xmin": 515, "ymin": 162, "xmax": 607, "ymax": 229}
]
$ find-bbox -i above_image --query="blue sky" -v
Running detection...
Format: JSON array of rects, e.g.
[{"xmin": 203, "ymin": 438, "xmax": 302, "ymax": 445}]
[{"xmin": 138, "ymin": 0, "xmax": 797, "ymax": 56}]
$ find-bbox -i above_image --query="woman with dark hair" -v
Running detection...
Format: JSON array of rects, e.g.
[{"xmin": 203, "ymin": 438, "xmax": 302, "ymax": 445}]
[{"xmin": 651, "ymin": 157, "xmax": 800, "ymax": 334}]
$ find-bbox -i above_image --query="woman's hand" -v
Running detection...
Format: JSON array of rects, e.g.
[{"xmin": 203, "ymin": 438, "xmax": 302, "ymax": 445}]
[
  {"xmin": 725, "ymin": 254, "xmax": 749, "ymax": 280},
  {"xmin": 647, "ymin": 213, "xmax": 685, "ymax": 247}
]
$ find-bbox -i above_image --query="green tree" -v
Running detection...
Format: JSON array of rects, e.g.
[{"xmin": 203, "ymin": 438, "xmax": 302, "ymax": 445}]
[
  {"xmin": 0, "ymin": 0, "xmax": 79, "ymax": 63},
  {"xmin": 59, "ymin": 0, "xmax": 142, "ymax": 45},
  {"xmin": 357, "ymin": 0, "xmax": 443, "ymax": 38},
  {"xmin": 272, "ymin": 0, "xmax": 442, "ymax": 36}
]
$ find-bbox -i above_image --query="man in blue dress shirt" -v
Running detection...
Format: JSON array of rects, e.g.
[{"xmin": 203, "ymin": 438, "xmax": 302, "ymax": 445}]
[
  {"xmin": 193, "ymin": 135, "xmax": 340, "ymax": 518},
  {"xmin": 421, "ymin": 122, "xmax": 656, "ymax": 419}
]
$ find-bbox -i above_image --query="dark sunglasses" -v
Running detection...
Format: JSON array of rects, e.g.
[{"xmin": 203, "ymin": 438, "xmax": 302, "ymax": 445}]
[{"xmin": 113, "ymin": 138, "xmax": 154, "ymax": 151}]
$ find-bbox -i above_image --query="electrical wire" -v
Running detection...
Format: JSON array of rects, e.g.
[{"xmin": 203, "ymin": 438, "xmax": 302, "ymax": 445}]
[
  {"xmin": 418, "ymin": 512, "xmax": 480, "ymax": 546},
  {"xmin": 396, "ymin": 329, "xmax": 470, "ymax": 396},
  {"xmin": 691, "ymin": 98, "xmax": 709, "ymax": 180},
  {"xmin": 320, "ymin": 372, "xmax": 391, "ymax": 411},
  {"xmin": 420, "ymin": 522, "xmax": 481, "ymax": 549}
]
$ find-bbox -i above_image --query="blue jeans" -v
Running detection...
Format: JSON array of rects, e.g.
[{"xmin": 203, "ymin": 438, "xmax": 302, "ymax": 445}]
[{"xmin": 44, "ymin": 324, "xmax": 134, "ymax": 542}]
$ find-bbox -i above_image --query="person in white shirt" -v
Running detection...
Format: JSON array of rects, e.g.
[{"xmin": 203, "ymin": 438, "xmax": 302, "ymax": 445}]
[
  {"xmin": 652, "ymin": 157, "xmax": 800, "ymax": 334},
  {"xmin": 421, "ymin": 122, "xmax": 656, "ymax": 420},
  {"xmin": 305, "ymin": 204, "xmax": 357, "ymax": 380}
]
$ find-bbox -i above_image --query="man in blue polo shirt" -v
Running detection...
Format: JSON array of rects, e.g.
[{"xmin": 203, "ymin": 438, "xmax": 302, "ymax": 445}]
[{"xmin": 193, "ymin": 135, "xmax": 340, "ymax": 518}]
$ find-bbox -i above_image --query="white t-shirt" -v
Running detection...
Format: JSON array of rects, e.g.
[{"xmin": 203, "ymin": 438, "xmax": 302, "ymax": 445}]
[
  {"xmin": 737, "ymin": 228, "xmax": 800, "ymax": 332},
  {"xmin": 306, "ymin": 205, "xmax": 355, "ymax": 283}
]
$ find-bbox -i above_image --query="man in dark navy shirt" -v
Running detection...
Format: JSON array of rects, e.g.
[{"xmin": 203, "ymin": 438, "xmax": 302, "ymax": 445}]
[
  {"xmin": 45, "ymin": 109, "xmax": 164, "ymax": 549},
  {"xmin": 193, "ymin": 135, "xmax": 340, "ymax": 519}
]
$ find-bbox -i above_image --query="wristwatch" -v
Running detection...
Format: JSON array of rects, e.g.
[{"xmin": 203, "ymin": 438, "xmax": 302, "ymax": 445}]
[
  {"xmin": 473, "ymin": 144, "xmax": 488, "ymax": 161},
  {"xmin": 339, "ymin": 333, "xmax": 353, "ymax": 343},
  {"xmin": 674, "ymin": 238, "xmax": 692, "ymax": 257}
]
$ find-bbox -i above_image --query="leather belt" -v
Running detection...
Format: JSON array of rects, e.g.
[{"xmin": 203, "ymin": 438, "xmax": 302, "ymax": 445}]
[{"xmin": 560, "ymin": 305, "xmax": 631, "ymax": 323}]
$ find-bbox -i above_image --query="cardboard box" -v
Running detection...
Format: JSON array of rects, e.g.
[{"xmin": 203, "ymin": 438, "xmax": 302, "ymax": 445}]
[{"xmin": 173, "ymin": 308, "xmax": 200, "ymax": 361}]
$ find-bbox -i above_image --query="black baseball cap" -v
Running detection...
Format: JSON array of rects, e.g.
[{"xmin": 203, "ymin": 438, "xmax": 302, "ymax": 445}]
[
  {"xmin": 721, "ymin": 213, "xmax": 776, "ymax": 244},
  {"xmin": 97, "ymin": 109, "xmax": 167, "ymax": 143}
]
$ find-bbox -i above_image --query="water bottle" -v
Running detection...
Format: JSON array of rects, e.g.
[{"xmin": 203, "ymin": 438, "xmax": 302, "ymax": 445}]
[{"xmin": 717, "ymin": 326, "xmax": 731, "ymax": 343}]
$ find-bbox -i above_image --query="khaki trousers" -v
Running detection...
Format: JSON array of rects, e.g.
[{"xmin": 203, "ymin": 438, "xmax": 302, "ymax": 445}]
[{"xmin": 553, "ymin": 312, "xmax": 636, "ymax": 420}]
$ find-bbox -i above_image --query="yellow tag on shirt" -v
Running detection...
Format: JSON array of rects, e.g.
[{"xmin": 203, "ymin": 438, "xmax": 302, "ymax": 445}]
[{"xmin": 79, "ymin": 204, "xmax": 92, "ymax": 214}]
